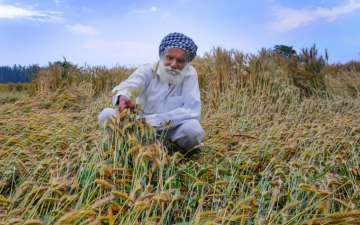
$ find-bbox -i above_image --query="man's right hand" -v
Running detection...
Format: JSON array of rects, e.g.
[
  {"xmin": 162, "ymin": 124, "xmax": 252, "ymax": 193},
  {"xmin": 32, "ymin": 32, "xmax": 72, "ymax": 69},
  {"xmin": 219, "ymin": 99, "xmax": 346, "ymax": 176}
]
[{"xmin": 118, "ymin": 96, "xmax": 135, "ymax": 112}]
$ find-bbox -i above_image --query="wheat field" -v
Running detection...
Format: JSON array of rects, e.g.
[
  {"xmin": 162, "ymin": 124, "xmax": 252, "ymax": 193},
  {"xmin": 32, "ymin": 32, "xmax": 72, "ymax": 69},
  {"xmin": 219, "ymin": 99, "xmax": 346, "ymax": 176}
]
[{"xmin": 0, "ymin": 47, "xmax": 360, "ymax": 224}]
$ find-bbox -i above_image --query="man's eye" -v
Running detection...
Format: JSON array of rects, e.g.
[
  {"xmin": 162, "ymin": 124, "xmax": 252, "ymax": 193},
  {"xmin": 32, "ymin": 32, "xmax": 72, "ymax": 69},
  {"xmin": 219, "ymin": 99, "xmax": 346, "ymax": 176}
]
[
  {"xmin": 165, "ymin": 55, "xmax": 185, "ymax": 64},
  {"xmin": 166, "ymin": 56, "xmax": 174, "ymax": 60},
  {"xmin": 177, "ymin": 58, "xmax": 185, "ymax": 64}
]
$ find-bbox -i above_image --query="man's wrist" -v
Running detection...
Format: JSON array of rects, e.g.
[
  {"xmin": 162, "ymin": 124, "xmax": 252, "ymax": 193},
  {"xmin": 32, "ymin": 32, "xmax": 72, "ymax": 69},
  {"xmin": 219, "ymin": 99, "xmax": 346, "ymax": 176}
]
[
  {"xmin": 119, "ymin": 95, "xmax": 127, "ymax": 101},
  {"xmin": 116, "ymin": 95, "xmax": 127, "ymax": 105}
]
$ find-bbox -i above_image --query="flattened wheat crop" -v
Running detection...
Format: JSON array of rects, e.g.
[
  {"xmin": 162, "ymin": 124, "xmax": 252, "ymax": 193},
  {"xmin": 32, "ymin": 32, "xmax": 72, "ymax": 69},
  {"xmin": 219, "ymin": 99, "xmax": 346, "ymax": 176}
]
[{"xmin": 1, "ymin": 48, "xmax": 360, "ymax": 224}]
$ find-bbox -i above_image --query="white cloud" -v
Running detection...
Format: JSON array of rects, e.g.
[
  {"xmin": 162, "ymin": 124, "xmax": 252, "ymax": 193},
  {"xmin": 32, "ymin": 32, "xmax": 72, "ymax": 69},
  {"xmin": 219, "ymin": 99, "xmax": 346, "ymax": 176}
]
[
  {"xmin": 131, "ymin": 6, "xmax": 170, "ymax": 17},
  {"xmin": 132, "ymin": 6, "xmax": 158, "ymax": 14},
  {"xmin": 66, "ymin": 24, "xmax": 98, "ymax": 35},
  {"xmin": 0, "ymin": 3, "xmax": 62, "ymax": 22},
  {"xmin": 83, "ymin": 40, "xmax": 151, "ymax": 53},
  {"xmin": 82, "ymin": 39, "xmax": 156, "ymax": 61},
  {"xmin": 79, "ymin": 39, "xmax": 157, "ymax": 66},
  {"xmin": 131, "ymin": 6, "xmax": 169, "ymax": 15},
  {"xmin": 270, "ymin": 0, "xmax": 360, "ymax": 32},
  {"xmin": 54, "ymin": 0, "xmax": 62, "ymax": 6}
]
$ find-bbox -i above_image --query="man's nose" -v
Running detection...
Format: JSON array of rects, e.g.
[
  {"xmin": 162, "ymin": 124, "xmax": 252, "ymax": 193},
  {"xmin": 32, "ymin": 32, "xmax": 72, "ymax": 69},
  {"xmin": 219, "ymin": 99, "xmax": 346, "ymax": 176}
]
[{"xmin": 170, "ymin": 59, "xmax": 179, "ymax": 69}]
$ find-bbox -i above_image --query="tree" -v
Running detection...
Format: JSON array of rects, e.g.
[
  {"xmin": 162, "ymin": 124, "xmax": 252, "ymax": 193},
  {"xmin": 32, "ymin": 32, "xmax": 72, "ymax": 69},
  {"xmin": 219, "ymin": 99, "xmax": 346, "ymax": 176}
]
[
  {"xmin": 273, "ymin": 45, "xmax": 297, "ymax": 58},
  {"xmin": 0, "ymin": 65, "xmax": 41, "ymax": 83}
]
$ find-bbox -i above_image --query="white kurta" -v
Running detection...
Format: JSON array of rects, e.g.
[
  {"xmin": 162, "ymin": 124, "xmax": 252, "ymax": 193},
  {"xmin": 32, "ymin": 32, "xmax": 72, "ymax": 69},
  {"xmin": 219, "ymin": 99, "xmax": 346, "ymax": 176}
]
[{"xmin": 111, "ymin": 62, "xmax": 202, "ymax": 127}]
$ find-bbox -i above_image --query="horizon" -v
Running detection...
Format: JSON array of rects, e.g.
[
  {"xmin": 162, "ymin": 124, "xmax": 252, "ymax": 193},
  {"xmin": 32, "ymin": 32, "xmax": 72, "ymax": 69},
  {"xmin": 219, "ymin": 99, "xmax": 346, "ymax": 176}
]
[
  {"xmin": 0, "ymin": 45, "xmax": 358, "ymax": 69},
  {"xmin": 1, "ymin": 0, "xmax": 360, "ymax": 67}
]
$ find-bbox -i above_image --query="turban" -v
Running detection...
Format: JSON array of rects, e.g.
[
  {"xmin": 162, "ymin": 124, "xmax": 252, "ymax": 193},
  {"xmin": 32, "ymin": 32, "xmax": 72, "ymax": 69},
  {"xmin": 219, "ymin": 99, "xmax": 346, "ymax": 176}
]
[{"xmin": 159, "ymin": 32, "xmax": 198, "ymax": 62}]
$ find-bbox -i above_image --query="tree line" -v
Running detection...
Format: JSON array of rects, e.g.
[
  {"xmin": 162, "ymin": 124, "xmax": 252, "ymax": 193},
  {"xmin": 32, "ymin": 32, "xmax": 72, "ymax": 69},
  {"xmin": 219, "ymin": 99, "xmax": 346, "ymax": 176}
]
[{"xmin": 0, "ymin": 65, "xmax": 41, "ymax": 83}]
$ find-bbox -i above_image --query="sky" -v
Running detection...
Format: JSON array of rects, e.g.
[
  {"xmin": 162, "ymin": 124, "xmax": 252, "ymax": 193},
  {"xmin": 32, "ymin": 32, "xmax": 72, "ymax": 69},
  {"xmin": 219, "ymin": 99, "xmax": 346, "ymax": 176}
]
[{"xmin": 0, "ymin": 0, "xmax": 359, "ymax": 67}]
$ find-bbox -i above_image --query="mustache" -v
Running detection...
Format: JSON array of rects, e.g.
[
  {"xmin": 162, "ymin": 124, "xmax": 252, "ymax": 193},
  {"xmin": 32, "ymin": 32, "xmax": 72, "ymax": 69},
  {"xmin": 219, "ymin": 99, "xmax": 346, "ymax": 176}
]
[{"xmin": 164, "ymin": 66, "xmax": 181, "ymax": 75}]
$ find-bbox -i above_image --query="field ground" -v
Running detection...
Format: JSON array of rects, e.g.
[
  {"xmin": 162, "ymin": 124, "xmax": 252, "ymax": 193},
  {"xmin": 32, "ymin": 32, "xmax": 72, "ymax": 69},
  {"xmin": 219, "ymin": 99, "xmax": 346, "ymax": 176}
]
[{"xmin": 1, "ymin": 49, "xmax": 360, "ymax": 224}]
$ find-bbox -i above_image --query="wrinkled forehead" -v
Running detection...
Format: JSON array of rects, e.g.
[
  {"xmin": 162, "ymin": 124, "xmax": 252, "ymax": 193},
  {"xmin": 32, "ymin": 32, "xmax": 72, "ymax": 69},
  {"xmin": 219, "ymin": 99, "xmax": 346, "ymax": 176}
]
[{"xmin": 163, "ymin": 48, "xmax": 187, "ymax": 60}]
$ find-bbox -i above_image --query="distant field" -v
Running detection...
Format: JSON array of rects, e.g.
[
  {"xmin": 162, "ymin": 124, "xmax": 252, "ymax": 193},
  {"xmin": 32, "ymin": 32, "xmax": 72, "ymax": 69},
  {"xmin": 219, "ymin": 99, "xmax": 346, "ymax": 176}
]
[
  {"xmin": 1, "ymin": 48, "xmax": 360, "ymax": 224},
  {"xmin": 0, "ymin": 83, "xmax": 33, "ymax": 104}
]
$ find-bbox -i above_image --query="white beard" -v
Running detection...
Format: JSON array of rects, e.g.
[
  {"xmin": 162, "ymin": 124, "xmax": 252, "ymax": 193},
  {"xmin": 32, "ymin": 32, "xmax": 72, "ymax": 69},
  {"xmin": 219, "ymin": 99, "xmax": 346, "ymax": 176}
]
[{"xmin": 157, "ymin": 60, "xmax": 190, "ymax": 85}]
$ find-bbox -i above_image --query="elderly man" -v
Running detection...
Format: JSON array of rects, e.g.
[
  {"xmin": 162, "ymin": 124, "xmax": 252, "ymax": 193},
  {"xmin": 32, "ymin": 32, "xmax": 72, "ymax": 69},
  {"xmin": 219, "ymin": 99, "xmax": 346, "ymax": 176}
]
[{"xmin": 98, "ymin": 32, "xmax": 204, "ymax": 152}]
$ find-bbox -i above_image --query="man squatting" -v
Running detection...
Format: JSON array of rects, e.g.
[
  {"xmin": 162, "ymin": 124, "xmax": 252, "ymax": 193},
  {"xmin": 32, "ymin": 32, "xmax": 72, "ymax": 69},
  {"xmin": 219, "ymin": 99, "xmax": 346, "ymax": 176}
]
[{"xmin": 98, "ymin": 32, "xmax": 204, "ymax": 152}]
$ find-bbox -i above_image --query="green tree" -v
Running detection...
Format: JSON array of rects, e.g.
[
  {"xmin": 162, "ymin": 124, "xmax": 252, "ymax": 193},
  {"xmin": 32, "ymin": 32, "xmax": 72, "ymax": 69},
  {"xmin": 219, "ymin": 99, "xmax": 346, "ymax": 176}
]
[{"xmin": 273, "ymin": 45, "xmax": 297, "ymax": 58}]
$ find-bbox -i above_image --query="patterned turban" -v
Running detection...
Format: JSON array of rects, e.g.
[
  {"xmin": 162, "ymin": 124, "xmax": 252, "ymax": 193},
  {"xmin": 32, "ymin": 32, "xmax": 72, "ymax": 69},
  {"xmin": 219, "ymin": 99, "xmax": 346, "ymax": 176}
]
[{"xmin": 159, "ymin": 32, "xmax": 198, "ymax": 62}]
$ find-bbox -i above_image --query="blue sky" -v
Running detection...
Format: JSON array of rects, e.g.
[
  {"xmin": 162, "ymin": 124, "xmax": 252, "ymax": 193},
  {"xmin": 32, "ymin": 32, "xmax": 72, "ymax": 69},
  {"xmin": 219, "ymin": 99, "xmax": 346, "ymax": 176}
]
[{"xmin": 0, "ymin": 0, "xmax": 359, "ymax": 67}]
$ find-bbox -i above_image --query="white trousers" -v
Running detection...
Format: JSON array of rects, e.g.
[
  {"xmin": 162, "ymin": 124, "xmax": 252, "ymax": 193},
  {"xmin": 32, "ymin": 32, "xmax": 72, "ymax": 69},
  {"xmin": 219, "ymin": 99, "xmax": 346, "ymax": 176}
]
[{"xmin": 98, "ymin": 108, "xmax": 204, "ymax": 150}]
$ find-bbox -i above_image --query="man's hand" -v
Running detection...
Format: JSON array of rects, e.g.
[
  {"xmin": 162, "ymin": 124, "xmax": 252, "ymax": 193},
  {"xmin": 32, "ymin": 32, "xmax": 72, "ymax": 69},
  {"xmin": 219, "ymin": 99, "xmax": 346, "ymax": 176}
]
[{"xmin": 118, "ymin": 96, "xmax": 135, "ymax": 112}]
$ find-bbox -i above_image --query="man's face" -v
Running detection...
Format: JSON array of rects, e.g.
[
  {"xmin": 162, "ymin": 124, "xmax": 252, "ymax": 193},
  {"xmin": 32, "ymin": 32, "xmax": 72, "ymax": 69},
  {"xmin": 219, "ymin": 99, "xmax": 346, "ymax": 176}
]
[
  {"xmin": 157, "ymin": 48, "xmax": 190, "ymax": 85},
  {"xmin": 163, "ymin": 48, "xmax": 187, "ymax": 70}
]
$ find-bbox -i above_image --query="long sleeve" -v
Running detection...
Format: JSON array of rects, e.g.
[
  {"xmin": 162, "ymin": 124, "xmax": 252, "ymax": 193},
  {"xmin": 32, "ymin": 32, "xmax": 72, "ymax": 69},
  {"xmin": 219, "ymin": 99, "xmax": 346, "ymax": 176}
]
[
  {"xmin": 144, "ymin": 72, "xmax": 201, "ymax": 127},
  {"xmin": 111, "ymin": 64, "xmax": 152, "ymax": 105}
]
